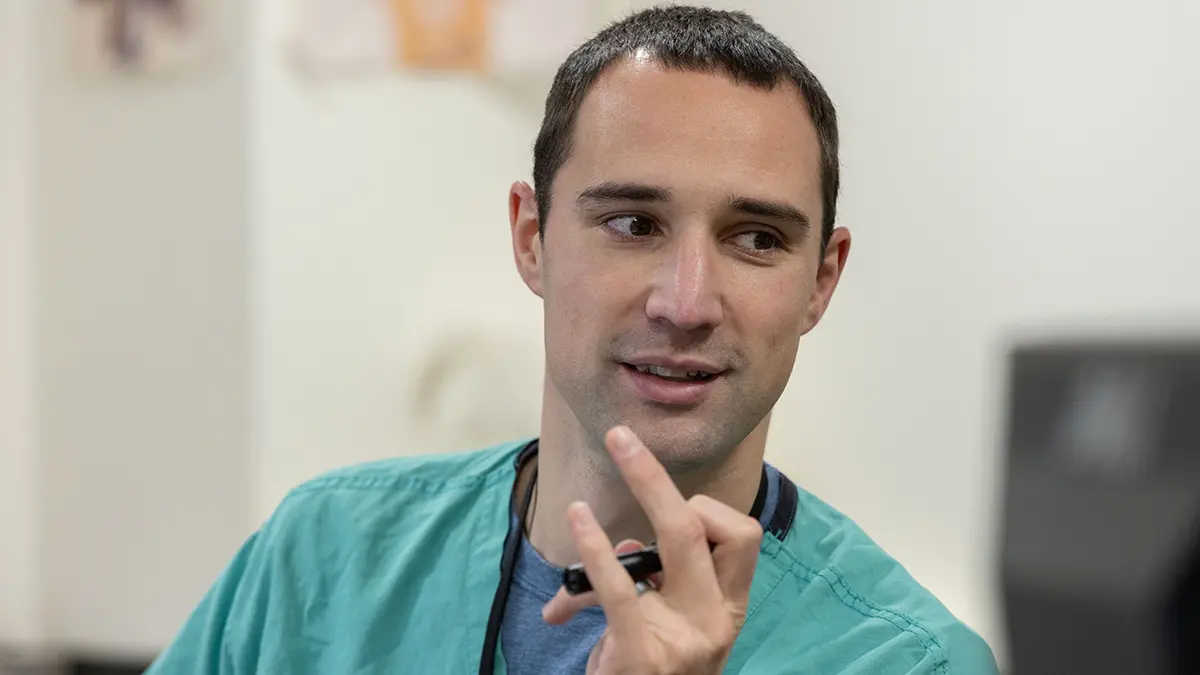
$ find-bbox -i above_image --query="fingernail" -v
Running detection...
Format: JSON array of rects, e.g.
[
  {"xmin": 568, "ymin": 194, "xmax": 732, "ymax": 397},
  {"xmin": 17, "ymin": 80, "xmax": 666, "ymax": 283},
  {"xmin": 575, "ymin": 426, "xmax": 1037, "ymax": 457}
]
[
  {"xmin": 612, "ymin": 539, "xmax": 644, "ymax": 555},
  {"xmin": 612, "ymin": 426, "xmax": 639, "ymax": 457}
]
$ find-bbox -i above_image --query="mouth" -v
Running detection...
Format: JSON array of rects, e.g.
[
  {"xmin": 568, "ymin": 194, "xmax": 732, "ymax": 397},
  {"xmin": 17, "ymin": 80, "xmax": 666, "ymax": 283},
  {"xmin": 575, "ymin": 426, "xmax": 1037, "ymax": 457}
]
[
  {"xmin": 623, "ymin": 363, "xmax": 717, "ymax": 382},
  {"xmin": 620, "ymin": 361, "xmax": 724, "ymax": 406}
]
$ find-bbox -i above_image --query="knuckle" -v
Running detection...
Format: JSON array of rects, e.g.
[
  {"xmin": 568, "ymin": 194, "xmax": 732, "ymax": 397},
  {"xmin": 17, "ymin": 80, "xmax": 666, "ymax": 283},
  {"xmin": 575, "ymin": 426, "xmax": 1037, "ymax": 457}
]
[
  {"xmin": 615, "ymin": 592, "xmax": 643, "ymax": 617},
  {"xmin": 674, "ymin": 514, "xmax": 708, "ymax": 548},
  {"xmin": 710, "ymin": 614, "xmax": 738, "ymax": 650},
  {"xmin": 742, "ymin": 516, "xmax": 764, "ymax": 543}
]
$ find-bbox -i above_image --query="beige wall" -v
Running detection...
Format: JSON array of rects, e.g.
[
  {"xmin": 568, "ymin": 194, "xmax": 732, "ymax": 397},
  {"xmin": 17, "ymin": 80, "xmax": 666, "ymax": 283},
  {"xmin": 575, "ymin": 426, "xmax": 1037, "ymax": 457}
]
[
  {"xmin": 28, "ymin": 0, "xmax": 253, "ymax": 654},
  {"xmin": 0, "ymin": 0, "xmax": 40, "ymax": 647}
]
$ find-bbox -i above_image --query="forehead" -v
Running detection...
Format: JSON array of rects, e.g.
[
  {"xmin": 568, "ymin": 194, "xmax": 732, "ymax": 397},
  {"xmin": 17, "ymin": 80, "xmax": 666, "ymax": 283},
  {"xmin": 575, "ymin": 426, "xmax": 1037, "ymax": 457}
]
[{"xmin": 558, "ymin": 57, "xmax": 823, "ymax": 213}]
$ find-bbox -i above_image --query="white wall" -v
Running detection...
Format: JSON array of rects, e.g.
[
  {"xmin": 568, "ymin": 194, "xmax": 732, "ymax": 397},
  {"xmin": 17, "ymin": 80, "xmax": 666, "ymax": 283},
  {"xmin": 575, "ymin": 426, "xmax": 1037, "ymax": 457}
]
[
  {"xmin": 30, "ymin": 0, "xmax": 253, "ymax": 654},
  {"xmin": 0, "ymin": 0, "xmax": 41, "ymax": 648},
  {"xmin": 759, "ymin": 0, "xmax": 1200, "ymax": 662},
  {"xmin": 251, "ymin": 0, "xmax": 552, "ymax": 516}
]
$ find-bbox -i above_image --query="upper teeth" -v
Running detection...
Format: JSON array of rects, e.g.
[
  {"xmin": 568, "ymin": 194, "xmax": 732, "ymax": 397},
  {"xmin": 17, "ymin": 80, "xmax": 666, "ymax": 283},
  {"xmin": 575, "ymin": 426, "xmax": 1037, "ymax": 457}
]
[{"xmin": 636, "ymin": 365, "xmax": 709, "ymax": 378}]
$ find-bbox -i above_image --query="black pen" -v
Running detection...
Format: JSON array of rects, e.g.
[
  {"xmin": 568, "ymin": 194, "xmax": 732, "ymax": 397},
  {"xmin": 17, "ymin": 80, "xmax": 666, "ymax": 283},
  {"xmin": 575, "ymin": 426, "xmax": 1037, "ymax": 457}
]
[
  {"xmin": 562, "ymin": 543, "xmax": 663, "ymax": 595},
  {"xmin": 562, "ymin": 541, "xmax": 721, "ymax": 595}
]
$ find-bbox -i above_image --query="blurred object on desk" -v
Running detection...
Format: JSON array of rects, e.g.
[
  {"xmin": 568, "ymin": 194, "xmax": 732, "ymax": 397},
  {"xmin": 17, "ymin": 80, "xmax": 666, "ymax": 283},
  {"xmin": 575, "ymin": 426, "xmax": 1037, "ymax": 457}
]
[
  {"xmin": 1000, "ymin": 336, "xmax": 1200, "ymax": 674},
  {"xmin": 0, "ymin": 647, "xmax": 150, "ymax": 675}
]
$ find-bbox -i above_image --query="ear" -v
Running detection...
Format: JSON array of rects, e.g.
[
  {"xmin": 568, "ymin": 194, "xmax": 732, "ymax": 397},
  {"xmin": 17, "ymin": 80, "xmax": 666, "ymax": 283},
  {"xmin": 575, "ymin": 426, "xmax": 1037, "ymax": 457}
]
[
  {"xmin": 509, "ymin": 181, "xmax": 544, "ymax": 297},
  {"xmin": 801, "ymin": 226, "xmax": 851, "ymax": 334}
]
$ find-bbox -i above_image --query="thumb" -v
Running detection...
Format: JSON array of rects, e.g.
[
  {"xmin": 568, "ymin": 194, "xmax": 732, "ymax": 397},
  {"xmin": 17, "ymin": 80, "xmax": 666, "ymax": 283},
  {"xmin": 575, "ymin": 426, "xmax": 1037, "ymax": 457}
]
[{"xmin": 542, "ymin": 539, "xmax": 645, "ymax": 625}]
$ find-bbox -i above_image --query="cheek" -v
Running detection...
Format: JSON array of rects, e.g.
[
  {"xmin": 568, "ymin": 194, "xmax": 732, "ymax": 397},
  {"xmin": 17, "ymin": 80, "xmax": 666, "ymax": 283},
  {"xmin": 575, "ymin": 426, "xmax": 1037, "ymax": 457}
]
[
  {"xmin": 743, "ymin": 275, "xmax": 813, "ymax": 357},
  {"xmin": 543, "ymin": 255, "xmax": 612, "ymax": 358},
  {"xmin": 761, "ymin": 308, "xmax": 803, "ymax": 357}
]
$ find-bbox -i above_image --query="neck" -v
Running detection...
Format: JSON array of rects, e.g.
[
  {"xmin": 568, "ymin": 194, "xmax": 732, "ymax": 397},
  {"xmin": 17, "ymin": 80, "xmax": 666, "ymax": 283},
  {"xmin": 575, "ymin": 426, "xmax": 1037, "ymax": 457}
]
[{"xmin": 527, "ymin": 382, "xmax": 770, "ymax": 567}]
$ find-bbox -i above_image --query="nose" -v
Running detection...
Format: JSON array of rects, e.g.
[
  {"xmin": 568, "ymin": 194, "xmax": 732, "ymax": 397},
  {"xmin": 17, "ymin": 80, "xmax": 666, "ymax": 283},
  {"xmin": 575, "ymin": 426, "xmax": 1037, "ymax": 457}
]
[{"xmin": 645, "ymin": 234, "xmax": 724, "ymax": 331}]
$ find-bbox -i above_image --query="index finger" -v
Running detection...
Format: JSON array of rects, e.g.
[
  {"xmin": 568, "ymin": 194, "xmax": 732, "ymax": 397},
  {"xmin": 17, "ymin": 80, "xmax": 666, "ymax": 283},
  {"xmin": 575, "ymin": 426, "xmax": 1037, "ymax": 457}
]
[{"xmin": 605, "ymin": 426, "xmax": 716, "ymax": 575}]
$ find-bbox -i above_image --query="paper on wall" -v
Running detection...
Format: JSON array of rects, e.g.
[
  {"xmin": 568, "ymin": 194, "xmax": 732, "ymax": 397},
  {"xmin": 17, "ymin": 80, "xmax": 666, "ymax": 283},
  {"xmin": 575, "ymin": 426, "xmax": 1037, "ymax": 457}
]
[
  {"xmin": 488, "ymin": 0, "xmax": 596, "ymax": 73},
  {"xmin": 289, "ymin": 0, "xmax": 398, "ymax": 75}
]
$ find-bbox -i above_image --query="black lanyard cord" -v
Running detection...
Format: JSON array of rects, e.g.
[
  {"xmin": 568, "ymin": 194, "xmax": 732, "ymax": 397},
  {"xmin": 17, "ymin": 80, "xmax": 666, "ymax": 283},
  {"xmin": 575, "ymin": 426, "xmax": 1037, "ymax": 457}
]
[{"xmin": 479, "ymin": 448, "xmax": 538, "ymax": 674}]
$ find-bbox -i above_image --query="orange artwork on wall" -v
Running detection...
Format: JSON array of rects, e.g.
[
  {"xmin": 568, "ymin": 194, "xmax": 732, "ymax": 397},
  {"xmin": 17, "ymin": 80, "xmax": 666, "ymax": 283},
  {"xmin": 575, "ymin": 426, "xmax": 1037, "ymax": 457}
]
[{"xmin": 390, "ymin": 0, "xmax": 489, "ymax": 73}]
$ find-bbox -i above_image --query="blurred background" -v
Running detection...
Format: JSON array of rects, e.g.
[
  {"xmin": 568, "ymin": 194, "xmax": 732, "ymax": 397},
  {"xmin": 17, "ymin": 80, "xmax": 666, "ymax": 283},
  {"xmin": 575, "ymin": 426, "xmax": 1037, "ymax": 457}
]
[{"xmin": 1, "ymin": 0, "xmax": 1197, "ymax": 672}]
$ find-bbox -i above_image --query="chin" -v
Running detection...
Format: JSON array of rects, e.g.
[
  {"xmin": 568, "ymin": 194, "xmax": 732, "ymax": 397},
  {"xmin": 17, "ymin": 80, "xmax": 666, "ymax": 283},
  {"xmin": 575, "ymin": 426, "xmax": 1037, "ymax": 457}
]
[
  {"xmin": 618, "ymin": 416, "xmax": 739, "ymax": 475},
  {"xmin": 561, "ymin": 376, "xmax": 765, "ymax": 474}
]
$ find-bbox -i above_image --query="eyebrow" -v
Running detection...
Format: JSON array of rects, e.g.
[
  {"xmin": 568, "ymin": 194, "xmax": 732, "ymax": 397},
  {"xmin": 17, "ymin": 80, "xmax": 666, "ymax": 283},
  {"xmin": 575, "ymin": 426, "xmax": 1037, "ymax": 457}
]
[
  {"xmin": 575, "ymin": 182, "xmax": 673, "ymax": 207},
  {"xmin": 728, "ymin": 196, "xmax": 811, "ymax": 235}
]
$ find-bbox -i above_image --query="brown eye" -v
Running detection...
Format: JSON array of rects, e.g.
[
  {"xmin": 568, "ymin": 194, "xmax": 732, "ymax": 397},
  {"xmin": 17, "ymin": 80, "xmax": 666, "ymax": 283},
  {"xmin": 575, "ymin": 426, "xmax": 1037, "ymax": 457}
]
[
  {"xmin": 731, "ymin": 231, "xmax": 782, "ymax": 251},
  {"xmin": 605, "ymin": 215, "xmax": 656, "ymax": 238}
]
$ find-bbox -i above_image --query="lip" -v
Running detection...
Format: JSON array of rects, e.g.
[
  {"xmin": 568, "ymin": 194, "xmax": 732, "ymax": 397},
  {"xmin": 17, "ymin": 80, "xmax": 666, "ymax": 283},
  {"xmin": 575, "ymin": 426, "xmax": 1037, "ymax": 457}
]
[
  {"xmin": 623, "ymin": 356, "xmax": 725, "ymax": 375},
  {"xmin": 620, "ymin": 362, "xmax": 722, "ymax": 407}
]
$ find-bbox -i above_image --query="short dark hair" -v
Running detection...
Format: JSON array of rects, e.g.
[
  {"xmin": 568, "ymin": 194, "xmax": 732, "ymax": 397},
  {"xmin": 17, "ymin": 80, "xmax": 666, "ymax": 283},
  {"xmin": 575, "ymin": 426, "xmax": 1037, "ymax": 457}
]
[{"xmin": 532, "ymin": 5, "xmax": 840, "ymax": 250}]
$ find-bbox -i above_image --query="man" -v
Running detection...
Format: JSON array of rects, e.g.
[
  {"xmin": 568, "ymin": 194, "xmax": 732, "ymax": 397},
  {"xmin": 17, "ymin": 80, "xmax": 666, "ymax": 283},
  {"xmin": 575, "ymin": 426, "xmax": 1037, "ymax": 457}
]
[{"xmin": 148, "ymin": 6, "xmax": 999, "ymax": 674}]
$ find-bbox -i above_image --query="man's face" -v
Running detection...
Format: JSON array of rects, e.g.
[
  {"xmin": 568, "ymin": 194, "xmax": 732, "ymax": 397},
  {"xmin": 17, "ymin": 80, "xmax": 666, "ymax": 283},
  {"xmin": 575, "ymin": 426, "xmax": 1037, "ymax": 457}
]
[{"xmin": 513, "ymin": 58, "xmax": 847, "ymax": 472}]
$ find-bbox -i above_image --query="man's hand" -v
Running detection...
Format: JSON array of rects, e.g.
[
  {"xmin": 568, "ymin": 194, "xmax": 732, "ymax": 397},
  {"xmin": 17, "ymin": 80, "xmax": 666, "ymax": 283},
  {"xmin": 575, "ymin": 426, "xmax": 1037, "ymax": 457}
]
[{"xmin": 541, "ymin": 425, "xmax": 764, "ymax": 674}]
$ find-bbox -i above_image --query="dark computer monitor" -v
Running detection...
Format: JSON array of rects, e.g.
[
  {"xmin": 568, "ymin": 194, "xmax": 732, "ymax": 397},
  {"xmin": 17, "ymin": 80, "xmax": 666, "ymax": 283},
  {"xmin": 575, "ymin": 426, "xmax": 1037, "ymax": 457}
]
[{"xmin": 999, "ymin": 339, "xmax": 1200, "ymax": 675}]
